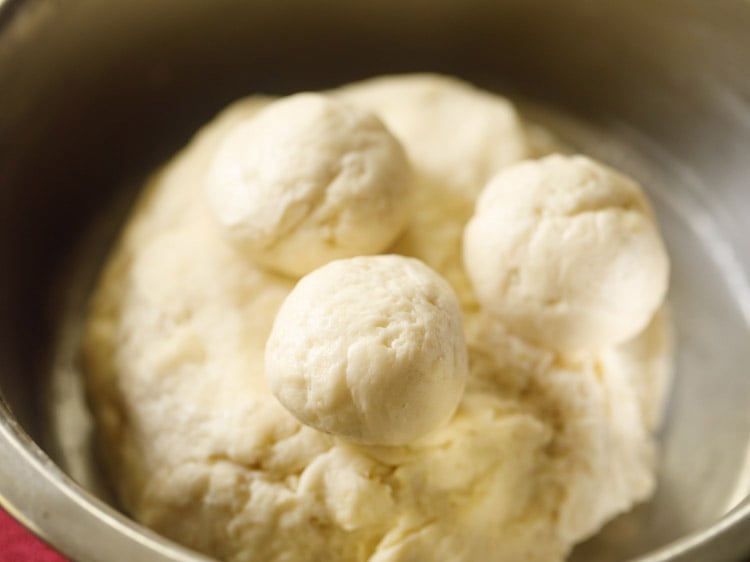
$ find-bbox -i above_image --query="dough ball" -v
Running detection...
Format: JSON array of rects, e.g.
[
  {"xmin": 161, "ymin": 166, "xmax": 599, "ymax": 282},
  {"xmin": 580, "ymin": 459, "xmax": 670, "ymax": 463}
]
[
  {"xmin": 205, "ymin": 93, "xmax": 412, "ymax": 277},
  {"xmin": 265, "ymin": 255, "xmax": 468, "ymax": 446},
  {"xmin": 337, "ymin": 74, "xmax": 531, "ymax": 198},
  {"xmin": 463, "ymin": 154, "xmax": 669, "ymax": 351}
]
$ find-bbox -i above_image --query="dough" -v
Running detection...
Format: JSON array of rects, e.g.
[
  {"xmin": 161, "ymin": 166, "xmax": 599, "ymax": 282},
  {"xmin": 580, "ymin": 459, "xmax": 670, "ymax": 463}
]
[
  {"xmin": 336, "ymin": 73, "xmax": 531, "ymax": 200},
  {"xmin": 336, "ymin": 74, "xmax": 527, "ymax": 307},
  {"xmin": 464, "ymin": 154, "xmax": 670, "ymax": 351},
  {"xmin": 265, "ymin": 255, "xmax": 468, "ymax": 446},
  {"xmin": 205, "ymin": 93, "xmax": 412, "ymax": 277},
  {"xmin": 82, "ymin": 74, "xmax": 672, "ymax": 562}
]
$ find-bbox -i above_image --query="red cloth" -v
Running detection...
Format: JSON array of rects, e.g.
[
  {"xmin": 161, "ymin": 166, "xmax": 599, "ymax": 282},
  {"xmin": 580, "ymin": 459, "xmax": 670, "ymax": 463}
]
[{"xmin": 0, "ymin": 507, "xmax": 68, "ymax": 562}]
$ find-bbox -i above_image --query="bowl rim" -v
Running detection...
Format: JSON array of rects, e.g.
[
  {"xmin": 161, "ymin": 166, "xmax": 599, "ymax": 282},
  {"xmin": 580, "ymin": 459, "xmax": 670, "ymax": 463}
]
[{"xmin": 0, "ymin": 398, "xmax": 211, "ymax": 562}]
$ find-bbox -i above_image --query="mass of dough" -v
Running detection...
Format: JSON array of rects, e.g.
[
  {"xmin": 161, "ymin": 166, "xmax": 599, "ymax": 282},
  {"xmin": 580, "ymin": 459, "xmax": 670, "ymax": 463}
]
[
  {"xmin": 335, "ymin": 74, "xmax": 538, "ymax": 305},
  {"xmin": 463, "ymin": 154, "xmax": 670, "ymax": 351},
  {"xmin": 265, "ymin": 255, "xmax": 468, "ymax": 446},
  {"xmin": 81, "ymin": 74, "xmax": 673, "ymax": 562},
  {"xmin": 335, "ymin": 74, "xmax": 530, "ymax": 200},
  {"xmin": 205, "ymin": 93, "xmax": 412, "ymax": 277}
]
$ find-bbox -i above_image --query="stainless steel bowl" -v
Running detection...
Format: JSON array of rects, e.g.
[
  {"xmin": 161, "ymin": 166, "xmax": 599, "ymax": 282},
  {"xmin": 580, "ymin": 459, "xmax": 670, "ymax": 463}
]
[{"xmin": 1, "ymin": 1, "xmax": 750, "ymax": 560}]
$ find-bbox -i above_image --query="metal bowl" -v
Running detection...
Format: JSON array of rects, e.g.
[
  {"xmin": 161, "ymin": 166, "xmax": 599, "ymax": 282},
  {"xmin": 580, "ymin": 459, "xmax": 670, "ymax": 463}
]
[{"xmin": 1, "ymin": 1, "xmax": 750, "ymax": 560}]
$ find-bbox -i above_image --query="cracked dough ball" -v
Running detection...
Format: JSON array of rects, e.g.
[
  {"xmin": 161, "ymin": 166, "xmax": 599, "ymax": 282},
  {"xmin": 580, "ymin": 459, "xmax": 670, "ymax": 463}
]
[
  {"xmin": 205, "ymin": 93, "xmax": 412, "ymax": 277},
  {"xmin": 337, "ymin": 74, "xmax": 531, "ymax": 198},
  {"xmin": 464, "ymin": 154, "xmax": 669, "ymax": 351},
  {"xmin": 265, "ymin": 255, "xmax": 468, "ymax": 446}
]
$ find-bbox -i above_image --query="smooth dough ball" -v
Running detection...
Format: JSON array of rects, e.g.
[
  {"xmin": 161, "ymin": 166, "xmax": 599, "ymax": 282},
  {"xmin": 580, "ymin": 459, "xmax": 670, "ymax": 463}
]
[
  {"xmin": 205, "ymin": 93, "xmax": 412, "ymax": 277},
  {"xmin": 463, "ymin": 154, "xmax": 669, "ymax": 351},
  {"xmin": 336, "ymin": 74, "xmax": 531, "ymax": 198},
  {"xmin": 265, "ymin": 255, "xmax": 468, "ymax": 446}
]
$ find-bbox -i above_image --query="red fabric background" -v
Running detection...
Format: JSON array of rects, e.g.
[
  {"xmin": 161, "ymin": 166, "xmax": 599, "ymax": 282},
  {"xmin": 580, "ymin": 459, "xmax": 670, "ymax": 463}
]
[{"xmin": 0, "ymin": 507, "xmax": 68, "ymax": 562}]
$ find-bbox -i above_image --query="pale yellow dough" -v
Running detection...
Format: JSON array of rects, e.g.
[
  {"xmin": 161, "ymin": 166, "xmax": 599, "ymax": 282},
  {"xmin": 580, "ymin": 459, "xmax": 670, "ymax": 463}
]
[
  {"xmin": 205, "ymin": 93, "xmax": 412, "ymax": 277},
  {"xmin": 464, "ymin": 154, "xmax": 670, "ymax": 351},
  {"xmin": 82, "ymin": 74, "xmax": 672, "ymax": 562},
  {"xmin": 265, "ymin": 255, "xmax": 469, "ymax": 446}
]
